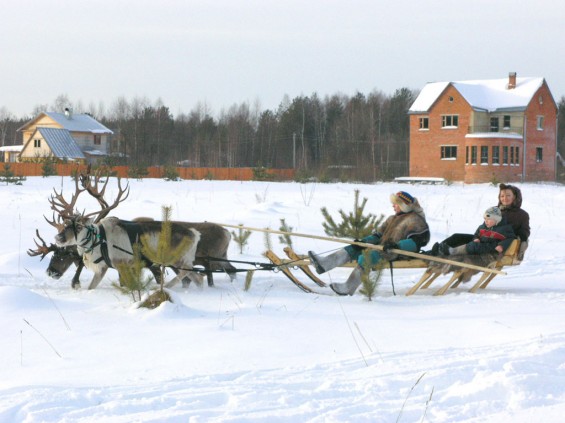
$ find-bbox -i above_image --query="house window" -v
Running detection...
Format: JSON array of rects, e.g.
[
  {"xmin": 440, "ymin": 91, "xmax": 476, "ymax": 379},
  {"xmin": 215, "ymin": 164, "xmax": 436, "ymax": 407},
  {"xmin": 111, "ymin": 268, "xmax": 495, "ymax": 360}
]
[
  {"xmin": 515, "ymin": 146, "xmax": 520, "ymax": 164},
  {"xmin": 503, "ymin": 115, "xmax": 511, "ymax": 129},
  {"xmin": 419, "ymin": 117, "xmax": 429, "ymax": 130},
  {"xmin": 536, "ymin": 147, "xmax": 543, "ymax": 162},
  {"xmin": 492, "ymin": 146, "xmax": 500, "ymax": 165},
  {"xmin": 34, "ymin": 139, "xmax": 41, "ymax": 148},
  {"xmin": 480, "ymin": 146, "xmax": 489, "ymax": 164},
  {"xmin": 537, "ymin": 116, "xmax": 544, "ymax": 130},
  {"xmin": 441, "ymin": 115, "xmax": 459, "ymax": 128},
  {"xmin": 448, "ymin": 96, "xmax": 454, "ymax": 103},
  {"xmin": 490, "ymin": 117, "xmax": 499, "ymax": 132},
  {"xmin": 510, "ymin": 146, "xmax": 515, "ymax": 165},
  {"xmin": 94, "ymin": 135, "xmax": 101, "ymax": 145},
  {"xmin": 441, "ymin": 146, "xmax": 457, "ymax": 160},
  {"xmin": 503, "ymin": 146, "xmax": 509, "ymax": 165},
  {"xmin": 471, "ymin": 146, "xmax": 477, "ymax": 164},
  {"xmin": 465, "ymin": 146, "xmax": 469, "ymax": 164}
]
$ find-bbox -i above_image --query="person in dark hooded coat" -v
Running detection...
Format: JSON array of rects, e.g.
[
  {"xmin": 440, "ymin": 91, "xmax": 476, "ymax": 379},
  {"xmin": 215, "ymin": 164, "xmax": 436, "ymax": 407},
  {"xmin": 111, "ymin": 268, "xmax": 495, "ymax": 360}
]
[
  {"xmin": 308, "ymin": 191, "xmax": 430, "ymax": 296},
  {"xmin": 426, "ymin": 183, "xmax": 530, "ymax": 260}
]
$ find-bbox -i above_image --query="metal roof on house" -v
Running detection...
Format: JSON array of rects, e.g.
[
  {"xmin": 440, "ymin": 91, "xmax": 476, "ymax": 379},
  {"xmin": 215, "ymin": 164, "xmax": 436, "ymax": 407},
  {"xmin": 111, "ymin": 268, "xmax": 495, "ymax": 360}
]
[
  {"xmin": 43, "ymin": 112, "xmax": 113, "ymax": 134},
  {"xmin": 409, "ymin": 77, "xmax": 546, "ymax": 114},
  {"xmin": 37, "ymin": 127, "xmax": 86, "ymax": 159}
]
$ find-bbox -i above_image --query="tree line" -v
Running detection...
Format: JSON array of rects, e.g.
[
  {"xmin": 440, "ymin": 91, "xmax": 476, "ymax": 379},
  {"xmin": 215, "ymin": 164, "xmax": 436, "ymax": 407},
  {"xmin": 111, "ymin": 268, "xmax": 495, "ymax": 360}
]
[{"xmin": 2, "ymin": 91, "xmax": 565, "ymax": 182}]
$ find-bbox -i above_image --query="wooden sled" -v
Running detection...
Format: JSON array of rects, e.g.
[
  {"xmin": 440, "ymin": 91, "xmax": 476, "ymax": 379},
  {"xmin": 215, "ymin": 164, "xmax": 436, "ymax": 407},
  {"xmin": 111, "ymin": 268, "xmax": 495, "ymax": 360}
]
[{"xmin": 406, "ymin": 239, "xmax": 522, "ymax": 296}]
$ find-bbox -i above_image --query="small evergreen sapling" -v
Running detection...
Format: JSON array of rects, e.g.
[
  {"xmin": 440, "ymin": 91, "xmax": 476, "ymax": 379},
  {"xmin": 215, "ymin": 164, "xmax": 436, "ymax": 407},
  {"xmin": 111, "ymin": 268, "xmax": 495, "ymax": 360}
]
[
  {"xmin": 358, "ymin": 250, "xmax": 384, "ymax": 301},
  {"xmin": 139, "ymin": 205, "xmax": 193, "ymax": 308},
  {"xmin": 231, "ymin": 225, "xmax": 252, "ymax": 254},
  {"xmin": 0, "ymin": 163, "xmax": 25, "ymax": 185},
  {"xmin": 321, "ymin": 189, "xmax": 383, "ymax": 239},
  {"xmin": 113, "ymin": 243, "xmax": 152, "ymax": 302},
  {"xmin": 278, "ymin": 218, "xmax": 294, "ymax": 248}
]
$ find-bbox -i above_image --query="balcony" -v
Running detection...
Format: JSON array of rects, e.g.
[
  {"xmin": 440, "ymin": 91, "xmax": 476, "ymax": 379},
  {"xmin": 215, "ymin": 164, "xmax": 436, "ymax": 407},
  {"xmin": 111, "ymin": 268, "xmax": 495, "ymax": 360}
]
[{"xmin": 467, "ymin": 125, "xmax": 523, "ymax": 136}]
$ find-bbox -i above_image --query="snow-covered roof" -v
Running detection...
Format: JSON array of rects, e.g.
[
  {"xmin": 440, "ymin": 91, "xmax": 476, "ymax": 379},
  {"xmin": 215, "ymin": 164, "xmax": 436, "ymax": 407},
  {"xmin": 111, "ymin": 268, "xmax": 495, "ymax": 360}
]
[
  {"xmin": 0, "ymin": 145, "xmax": 23, "ymax": 152},
  {"xmin": 36, "ymin": 127, "xmax": 85, "ymax": 159},
  {"xmin": 45, "ymin": 112, "xmax": 113, "ymax": 134},
  {"xmin": 18, "ymin": 112, "xmax": 113, "ymax": 134},
  {"xmin": 409, "ymin": 77, "xmax": 546, "ymax": 113}
]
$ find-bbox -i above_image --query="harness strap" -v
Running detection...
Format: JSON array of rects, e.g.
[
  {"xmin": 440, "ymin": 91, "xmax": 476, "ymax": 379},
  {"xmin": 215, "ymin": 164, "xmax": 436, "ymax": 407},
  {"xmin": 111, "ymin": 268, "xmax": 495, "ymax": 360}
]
[{"xmin": 92, "ymin": 225, "xmax": 113, "ymax": 268}]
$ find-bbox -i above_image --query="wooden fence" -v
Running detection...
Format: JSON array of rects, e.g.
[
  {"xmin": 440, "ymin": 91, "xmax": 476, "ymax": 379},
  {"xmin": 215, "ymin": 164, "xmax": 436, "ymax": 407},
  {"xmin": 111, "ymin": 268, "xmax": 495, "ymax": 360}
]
[{"xmin": 1, "ymin": 162, "xmax": 296, "ymax": 181}]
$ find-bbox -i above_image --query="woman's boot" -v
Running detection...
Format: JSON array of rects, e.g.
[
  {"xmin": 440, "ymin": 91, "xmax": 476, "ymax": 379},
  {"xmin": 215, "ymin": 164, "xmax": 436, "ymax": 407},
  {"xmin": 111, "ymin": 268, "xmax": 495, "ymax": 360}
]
[
  {"xmin": 329, "ymin": 266, "xmax": 363, "ymax": 296},
  {"xmin": 308, "ymin": 249, "xmax": 351, "ymax": 274}
]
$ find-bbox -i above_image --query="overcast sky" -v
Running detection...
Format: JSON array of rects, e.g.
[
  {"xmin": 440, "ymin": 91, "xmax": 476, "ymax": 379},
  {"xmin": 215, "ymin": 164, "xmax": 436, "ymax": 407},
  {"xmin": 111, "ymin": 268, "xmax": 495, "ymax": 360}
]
[{"xmin": 2, "ymin": 0, "xmax": 564, "ymax": 118}]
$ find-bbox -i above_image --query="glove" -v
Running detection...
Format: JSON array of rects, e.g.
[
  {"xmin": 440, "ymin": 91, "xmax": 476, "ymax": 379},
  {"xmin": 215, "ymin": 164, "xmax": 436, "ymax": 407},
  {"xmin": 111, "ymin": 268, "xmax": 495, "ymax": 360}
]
[
  {"xmin": 382, "ymin": 240, "xmax": 398, "ymax": 252},
  {"xmin": 351, "ymin": 239, "xmax": 363, "ymax": 252}
]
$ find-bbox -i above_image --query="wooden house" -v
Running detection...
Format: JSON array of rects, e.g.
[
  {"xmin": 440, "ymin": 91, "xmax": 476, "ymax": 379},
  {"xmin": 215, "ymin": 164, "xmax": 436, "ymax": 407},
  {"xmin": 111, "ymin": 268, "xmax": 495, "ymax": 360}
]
[
  {"xmin": 17, "ymin": 109, "xmax": 113, "ymax": 164},
  {"xmin": 408, "ymin": 73, "xmax": 557, "ymax": 183}
]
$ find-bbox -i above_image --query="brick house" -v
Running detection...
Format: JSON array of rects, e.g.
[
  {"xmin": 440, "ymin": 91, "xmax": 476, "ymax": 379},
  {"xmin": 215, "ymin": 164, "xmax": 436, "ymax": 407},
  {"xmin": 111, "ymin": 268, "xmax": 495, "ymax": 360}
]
[
  {"xmin": 17, "ymin": 109, "xmax": 113, "ymax": 164},
  {"xmin": 408, "ymin": 73, "xmax": 557, "ymax": 183}
]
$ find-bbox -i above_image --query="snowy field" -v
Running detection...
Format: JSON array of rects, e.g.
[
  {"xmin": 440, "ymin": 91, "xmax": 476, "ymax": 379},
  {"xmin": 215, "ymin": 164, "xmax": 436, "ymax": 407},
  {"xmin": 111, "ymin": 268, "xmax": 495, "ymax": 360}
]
[{"xmin": 1, "ymin": 176, "xmax": 565, "ymax": 423}]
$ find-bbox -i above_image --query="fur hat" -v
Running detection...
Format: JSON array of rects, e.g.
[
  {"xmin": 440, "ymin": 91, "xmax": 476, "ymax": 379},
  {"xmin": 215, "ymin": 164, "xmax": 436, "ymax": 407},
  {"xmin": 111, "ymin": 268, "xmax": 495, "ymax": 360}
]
[
  {"xmin": 484, "ymin": 206, "xmax": 502, "ymax": 224},
  {"xmin": 390, "ymin": 191, "xmax": 416, "ymax": 213}
]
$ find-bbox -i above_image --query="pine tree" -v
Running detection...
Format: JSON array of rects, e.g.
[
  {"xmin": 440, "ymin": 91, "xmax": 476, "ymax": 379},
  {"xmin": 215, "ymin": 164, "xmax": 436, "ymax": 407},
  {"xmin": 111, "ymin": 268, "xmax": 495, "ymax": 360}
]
[
  {"xmin": 113, "ymin": 243, "xmax": 153, "ymax": 302},
  {"xmin": 358, "ymin": 251, "xmax": 384, "ymax": 301},
  {"xmin": 321, "ymin": 189, "xmax": 383, "ymax": 239},
  {"xmin": 139, "ymin": 205, "xmax": 193, "ymax": 308},
  {"xmin": 0, "ymin": 163, "xmax": 25, "ymax": 185},
  {"xmin": 278, "ymin": 218, "xmax": 294, "ymax": 248},
  {"xmin": 231, "ymin": 225, "xmax": 252, "ymax": 254},
  {"xmin": 41, "ymin": 159, "xmax": 58, "ymax": 177}
]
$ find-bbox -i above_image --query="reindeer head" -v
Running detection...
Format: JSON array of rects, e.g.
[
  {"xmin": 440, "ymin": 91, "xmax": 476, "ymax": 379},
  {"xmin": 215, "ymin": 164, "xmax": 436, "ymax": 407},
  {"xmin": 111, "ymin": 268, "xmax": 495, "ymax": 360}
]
[
  {"xmin": 27, "ymin": 229, "xmax": 81, "ymax": 279},
  {"xmin": 46, "ymin": 245, "xmax": 81, "ymax": 279},
  {"xmin": 54, "ymin": 214, "xmax": 92, "ymax": 247}
]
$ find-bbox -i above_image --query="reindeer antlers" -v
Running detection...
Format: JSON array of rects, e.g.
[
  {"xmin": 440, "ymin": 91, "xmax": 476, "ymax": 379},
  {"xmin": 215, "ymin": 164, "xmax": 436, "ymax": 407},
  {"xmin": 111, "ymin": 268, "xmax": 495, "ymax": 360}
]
[
  {"xmin": 46, "ymin": 166, "xmax": 130, "ymax": 223},
  {"xmin": 27, "ymin": 229, "xmax": 58, "ymax": 260},
  {"xmin": 80, "ymin": 168, "xmax": 130, "ymax": 222},
  {"xmin": 48, "ymin": 176, "xmax": 85, "ymax": 220}
]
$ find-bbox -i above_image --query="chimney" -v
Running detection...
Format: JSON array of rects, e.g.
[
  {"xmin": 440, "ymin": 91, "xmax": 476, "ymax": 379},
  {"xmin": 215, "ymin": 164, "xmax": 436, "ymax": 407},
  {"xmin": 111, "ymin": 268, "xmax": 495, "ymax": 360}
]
[
  {"xmin": 508, "ymin": 72, "xmax": 517, "ymax": 89},
  {"xmin": 64, "ymin": 107, "xmax": 73, "ymax": 119}
]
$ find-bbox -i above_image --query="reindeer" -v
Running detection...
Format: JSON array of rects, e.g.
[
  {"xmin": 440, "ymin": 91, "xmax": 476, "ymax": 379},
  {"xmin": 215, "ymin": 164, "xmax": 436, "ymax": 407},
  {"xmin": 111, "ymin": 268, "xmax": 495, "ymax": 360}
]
[
  {"xmin": 30, "ymin": 221, "xmax": 236, "ymax": 289},
  {"xmin": 31, "ymin": 168, "xmax": 235, "ymax": 289}
]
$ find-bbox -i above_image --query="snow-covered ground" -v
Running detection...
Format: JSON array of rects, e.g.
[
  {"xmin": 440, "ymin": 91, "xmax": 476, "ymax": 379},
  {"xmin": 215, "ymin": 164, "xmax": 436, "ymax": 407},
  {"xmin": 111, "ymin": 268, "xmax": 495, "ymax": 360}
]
[{"xmin": 1, "ymin": 177, "xmax": 565, "ymax": 423}]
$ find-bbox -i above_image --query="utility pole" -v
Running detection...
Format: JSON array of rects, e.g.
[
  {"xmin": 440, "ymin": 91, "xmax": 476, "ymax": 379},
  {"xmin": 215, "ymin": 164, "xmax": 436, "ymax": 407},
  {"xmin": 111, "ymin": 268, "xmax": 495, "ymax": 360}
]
[{"xmin": 293, "ymin": 132, "xmax": 296, "ymax": 168}]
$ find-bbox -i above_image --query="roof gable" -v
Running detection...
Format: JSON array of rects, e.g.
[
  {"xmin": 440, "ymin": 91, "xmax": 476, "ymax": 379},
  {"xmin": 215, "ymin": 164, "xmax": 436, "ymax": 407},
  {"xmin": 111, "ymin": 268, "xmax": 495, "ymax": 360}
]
[{"xmin": 409, "ymin": 77, "xmax": 547, "ymax": 113}]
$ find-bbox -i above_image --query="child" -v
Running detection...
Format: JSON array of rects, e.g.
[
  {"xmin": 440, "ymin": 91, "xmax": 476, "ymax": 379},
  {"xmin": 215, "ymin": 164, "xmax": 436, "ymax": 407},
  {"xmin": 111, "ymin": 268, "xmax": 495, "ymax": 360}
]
[{"xmin": 447, "ymin": 206, "xmax": 516, "ymax": 256}]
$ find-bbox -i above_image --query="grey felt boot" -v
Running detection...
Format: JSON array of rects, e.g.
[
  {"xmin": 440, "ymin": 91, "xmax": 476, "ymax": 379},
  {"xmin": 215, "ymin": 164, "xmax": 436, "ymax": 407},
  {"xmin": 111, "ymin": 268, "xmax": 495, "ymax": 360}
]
[
  {"xmin": 448, "ymin": 245, "xmax": 467, "ymax": 255},
  {"xmin": 329, "ymin": 266, "xmax": 363, "ymax": 296},
  {"xmin": 308, "ymin": 249, "xmax": 350, "ymax": 274}
]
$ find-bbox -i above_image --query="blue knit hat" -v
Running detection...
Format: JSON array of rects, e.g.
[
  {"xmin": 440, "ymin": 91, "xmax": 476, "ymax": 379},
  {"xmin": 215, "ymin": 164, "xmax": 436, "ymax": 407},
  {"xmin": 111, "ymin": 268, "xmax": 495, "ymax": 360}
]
[{"xmin": 390, "ymin": 191, "xmax": 416, "ymax": 212}]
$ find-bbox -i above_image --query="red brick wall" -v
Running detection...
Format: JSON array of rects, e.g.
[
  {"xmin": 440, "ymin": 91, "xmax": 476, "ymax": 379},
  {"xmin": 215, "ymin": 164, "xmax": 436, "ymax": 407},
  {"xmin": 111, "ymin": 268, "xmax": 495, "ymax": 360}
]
[
  {"xmin": 409, "ymin": 85, "xmax": 471, "ymax": 181},
  {"xmin": 522, "ymin": 83, "xmax": 557, "ymax": 181}
]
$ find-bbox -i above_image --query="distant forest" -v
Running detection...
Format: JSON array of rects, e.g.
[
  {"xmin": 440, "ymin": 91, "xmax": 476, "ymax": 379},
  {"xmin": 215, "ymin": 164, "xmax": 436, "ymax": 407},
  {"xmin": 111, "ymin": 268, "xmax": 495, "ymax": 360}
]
[{"xmin": 2, "ymin": 90, "xmax": 565, "ymax": 181}]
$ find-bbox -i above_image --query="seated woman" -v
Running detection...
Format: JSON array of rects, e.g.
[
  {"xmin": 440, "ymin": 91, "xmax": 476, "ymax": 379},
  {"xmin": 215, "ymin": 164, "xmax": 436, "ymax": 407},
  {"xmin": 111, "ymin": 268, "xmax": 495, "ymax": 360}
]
[
  {"xmin": 427, "ymin": 183, "xmax": 530, "ymax": 260},
  {"xmin": 308, "ymin": 191, "xmax": 430, "ymax": 296}
]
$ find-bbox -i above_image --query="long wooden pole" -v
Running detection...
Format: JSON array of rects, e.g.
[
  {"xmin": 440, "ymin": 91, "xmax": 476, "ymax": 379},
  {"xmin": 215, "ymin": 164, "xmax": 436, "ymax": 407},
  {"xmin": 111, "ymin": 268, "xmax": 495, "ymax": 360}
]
[{"xmin": 213, "ymin": 222, "xmax": 506, "ymax": 276}]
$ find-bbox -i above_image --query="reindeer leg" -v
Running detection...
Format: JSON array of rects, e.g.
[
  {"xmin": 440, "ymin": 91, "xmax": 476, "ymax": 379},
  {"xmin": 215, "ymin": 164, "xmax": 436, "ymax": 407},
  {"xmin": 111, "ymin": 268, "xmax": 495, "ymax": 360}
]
[
  {"xmin": 88, "ymin": 268, "xmax": 108, "ymax": 290},
  {"xmin": 71, "ymin": 261, "xmax": 85, "ymax": 289}
]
